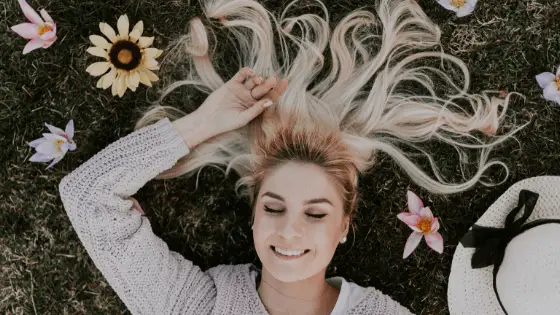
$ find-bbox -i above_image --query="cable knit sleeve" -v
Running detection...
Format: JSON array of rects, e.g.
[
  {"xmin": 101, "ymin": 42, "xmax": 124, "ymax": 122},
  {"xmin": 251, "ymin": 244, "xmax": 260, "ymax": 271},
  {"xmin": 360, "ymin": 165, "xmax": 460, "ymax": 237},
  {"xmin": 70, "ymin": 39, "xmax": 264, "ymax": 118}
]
[{"xmin": 58, "ymin": 117, "xmax": 216, "ymax": 315}]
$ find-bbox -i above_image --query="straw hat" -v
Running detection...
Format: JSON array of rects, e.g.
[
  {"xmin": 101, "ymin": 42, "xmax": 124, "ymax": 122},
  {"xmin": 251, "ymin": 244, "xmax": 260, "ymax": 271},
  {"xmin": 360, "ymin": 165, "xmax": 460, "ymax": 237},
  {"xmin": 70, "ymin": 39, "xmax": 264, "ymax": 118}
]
[{"xmin": 448, "ymin": 176, "xmax": 560, "ymax": 315}]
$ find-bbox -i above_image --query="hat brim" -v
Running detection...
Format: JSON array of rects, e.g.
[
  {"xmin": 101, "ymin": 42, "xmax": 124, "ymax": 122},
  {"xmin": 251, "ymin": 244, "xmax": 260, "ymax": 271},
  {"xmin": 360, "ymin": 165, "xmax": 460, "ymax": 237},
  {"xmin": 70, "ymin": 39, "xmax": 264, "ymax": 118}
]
[{"xmin": 447, "ymin": 176, "xmax": 560, "ymax": 315}]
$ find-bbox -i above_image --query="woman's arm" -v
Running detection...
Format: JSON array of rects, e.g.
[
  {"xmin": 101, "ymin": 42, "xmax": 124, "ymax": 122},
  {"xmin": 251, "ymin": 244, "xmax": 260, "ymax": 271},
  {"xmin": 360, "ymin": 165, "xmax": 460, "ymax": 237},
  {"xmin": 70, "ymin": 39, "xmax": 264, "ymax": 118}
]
[{"xmin": 59, "ymin": 117, "xmax": 216, "ymax": 315}]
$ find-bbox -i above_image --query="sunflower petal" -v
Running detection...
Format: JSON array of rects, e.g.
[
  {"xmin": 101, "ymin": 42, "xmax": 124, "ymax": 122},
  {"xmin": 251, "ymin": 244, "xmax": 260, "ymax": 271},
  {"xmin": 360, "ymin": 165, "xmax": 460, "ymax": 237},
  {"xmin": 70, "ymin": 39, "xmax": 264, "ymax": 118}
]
[
  {"xmin": 86, "ymin": 46, "xmax": 108, "ymax": 58},
  {"xmin": 138, "ymin": 36, "xmax": 154, "ymax": 48},
  {"xmin": 111, "ymin": 73, "xmax": 119, "ymax": 96},
  {"xmin": 86, "ymin": 62, "xmax": 111, "ymax": 76},
  {"xmin": 129, "ymin": 29, "xmax": 141, "ymax": 42},
  {"xmin": 96, "ymin": 76, "xmax": 104, "ymax": 88},
  {"xmin": 117, "ymin": 73, "xmax": 127, "ymax": 97},
  {"xmin": 138, "ymin": 69, "xmax": 152, "ymax": 87},
  {"xmin": 117, "ymin": 15, "xmax": 129, "ymax": 40},
  {"xmin": 144, "ymin": 48, "xmax": 162, "ymax": 59},
  {"xmin": 143, "ymin": 57, "xmax": 159, "ymax": 69},
  {"xmin": 99, "ymin": 22, "xmax": 117, "ymax": 43},
  {"xmin": 101, "ymin": 68, "xmax": 117, "ymax": 89},
  {"xmin": 144, "ymin": 69, "xmax": 159, "ymax": 82},
  {"xmin": 129, "ymin": 71, "xmax": 140, "ymax": 90},
  {"xmin": 89, "ymin": 35, "xmax": 110, "ymax": 49},
  {"xmin": 132, "ymin": 20, "xmax": 144, "ymax": 37}
]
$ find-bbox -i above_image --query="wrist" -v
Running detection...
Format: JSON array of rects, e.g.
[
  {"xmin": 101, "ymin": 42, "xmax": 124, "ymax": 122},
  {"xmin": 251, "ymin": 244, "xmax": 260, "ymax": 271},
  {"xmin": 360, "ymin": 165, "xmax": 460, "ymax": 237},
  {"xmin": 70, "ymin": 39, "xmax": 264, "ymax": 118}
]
[{"xmin": 171, "ymin": 111, "xmax": 216, "ymax": 149}]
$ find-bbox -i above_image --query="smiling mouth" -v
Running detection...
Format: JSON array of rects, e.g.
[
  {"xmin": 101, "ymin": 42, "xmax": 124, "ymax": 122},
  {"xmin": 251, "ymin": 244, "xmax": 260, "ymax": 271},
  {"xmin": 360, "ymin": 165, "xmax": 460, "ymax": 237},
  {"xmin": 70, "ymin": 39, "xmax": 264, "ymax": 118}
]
[{"xmin": 271, "ymin": 246, "xmax": 310, "ymax": 260}]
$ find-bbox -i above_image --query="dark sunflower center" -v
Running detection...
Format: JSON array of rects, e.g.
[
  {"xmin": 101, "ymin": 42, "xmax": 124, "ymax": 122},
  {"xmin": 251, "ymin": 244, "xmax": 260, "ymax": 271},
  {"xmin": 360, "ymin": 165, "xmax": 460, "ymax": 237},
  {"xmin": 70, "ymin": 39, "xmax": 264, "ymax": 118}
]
[{"xmin": 109, "ymin": 40, "xmax": 142, "ymax": 71}]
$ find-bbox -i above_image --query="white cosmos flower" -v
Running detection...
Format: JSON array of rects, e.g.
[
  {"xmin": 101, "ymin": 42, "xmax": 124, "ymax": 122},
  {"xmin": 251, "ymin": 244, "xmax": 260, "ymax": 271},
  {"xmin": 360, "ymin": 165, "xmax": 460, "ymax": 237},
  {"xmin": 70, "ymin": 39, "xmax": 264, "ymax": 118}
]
[
  {"xmin": 86, "ymin": 15, "xmax": 162, "ymax": 97},
  {"xmin": 28, "ymin": 120, "xmax": 76, "ymax": 169},
  {"xmin": 536, "ymin": 67, "xmax": 560, "ymax": 105},
  {"xmin": 438, "ymin": 0, "xmax": 477, "ymax": 17}
]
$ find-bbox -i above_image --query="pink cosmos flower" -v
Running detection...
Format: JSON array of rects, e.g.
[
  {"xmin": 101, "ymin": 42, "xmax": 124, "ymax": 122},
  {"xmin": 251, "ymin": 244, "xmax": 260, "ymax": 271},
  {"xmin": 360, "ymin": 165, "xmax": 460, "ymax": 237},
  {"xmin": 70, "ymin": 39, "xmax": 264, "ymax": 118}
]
[
  {"xmin": 397, "ymin": 190, "xmax": 444, "ymax": 259},
  {"xmin": 11, "ymin": 0, "xmax": 57, "ymax": 54}
]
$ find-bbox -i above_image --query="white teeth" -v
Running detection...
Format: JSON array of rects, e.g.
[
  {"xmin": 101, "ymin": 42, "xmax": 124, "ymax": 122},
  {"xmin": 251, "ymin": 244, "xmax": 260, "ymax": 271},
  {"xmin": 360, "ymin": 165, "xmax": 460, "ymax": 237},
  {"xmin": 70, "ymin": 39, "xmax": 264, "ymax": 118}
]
[{"xmin": 274, "ymin": 247, "xmax": 305, "ymax": 256}]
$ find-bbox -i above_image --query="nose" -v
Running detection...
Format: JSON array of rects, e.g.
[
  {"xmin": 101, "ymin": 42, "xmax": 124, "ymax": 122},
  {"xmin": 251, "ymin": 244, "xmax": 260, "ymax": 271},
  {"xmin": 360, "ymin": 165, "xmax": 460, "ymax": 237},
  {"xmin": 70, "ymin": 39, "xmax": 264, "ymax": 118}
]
[{"xmin": 277, "ymin": 214, "xmax": 303, "ymax": 240}]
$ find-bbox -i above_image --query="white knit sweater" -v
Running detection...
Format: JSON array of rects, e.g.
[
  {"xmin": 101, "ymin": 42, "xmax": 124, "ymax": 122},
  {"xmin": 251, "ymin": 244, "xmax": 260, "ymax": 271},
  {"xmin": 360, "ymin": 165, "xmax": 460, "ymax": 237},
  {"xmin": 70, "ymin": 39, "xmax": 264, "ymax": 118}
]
[{"xmin": 59, "ymin": 118, "xmax": 414, "ymax": 315}]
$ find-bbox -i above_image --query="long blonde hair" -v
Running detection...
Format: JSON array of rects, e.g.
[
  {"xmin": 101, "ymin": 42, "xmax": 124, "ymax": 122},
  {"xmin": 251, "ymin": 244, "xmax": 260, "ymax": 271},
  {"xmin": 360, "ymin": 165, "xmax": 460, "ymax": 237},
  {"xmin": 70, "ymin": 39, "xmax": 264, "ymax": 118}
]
[{"xmin": 135, "ymin": 0, "xmax": 525, "ymax": 197}]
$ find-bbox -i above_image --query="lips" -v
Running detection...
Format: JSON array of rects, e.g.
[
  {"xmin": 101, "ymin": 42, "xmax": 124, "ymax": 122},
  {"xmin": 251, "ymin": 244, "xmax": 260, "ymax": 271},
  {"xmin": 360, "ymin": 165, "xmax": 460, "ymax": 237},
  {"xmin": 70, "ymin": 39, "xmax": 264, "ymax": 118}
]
[{"xmin": 271, "ymin": 246, "xmax": 310, "ymax": 260}]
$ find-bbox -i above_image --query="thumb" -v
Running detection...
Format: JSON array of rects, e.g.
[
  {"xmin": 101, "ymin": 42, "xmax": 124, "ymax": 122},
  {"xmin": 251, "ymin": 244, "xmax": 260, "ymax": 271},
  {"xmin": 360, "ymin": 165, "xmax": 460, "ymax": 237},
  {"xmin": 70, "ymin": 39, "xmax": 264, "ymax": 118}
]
[{"xmin": 240, "ymin": 98, "xmax": 273, "ymax": 123}]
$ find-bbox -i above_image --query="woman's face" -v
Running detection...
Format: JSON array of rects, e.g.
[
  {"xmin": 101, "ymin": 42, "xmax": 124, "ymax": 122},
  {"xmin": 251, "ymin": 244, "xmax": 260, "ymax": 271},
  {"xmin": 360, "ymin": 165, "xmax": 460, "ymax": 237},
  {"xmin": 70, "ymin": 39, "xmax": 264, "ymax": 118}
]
[{"xmin": 252, "ymin": 162, "xmax": 349, "ymax": 282}]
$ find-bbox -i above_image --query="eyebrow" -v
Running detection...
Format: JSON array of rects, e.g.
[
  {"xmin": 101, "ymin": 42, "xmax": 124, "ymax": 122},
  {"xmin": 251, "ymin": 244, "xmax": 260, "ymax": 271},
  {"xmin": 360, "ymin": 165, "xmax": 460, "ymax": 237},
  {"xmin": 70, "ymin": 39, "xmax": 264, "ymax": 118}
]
[{"xmin": 261, "ymin": 191, "xmax": 333, "ymax": 206}]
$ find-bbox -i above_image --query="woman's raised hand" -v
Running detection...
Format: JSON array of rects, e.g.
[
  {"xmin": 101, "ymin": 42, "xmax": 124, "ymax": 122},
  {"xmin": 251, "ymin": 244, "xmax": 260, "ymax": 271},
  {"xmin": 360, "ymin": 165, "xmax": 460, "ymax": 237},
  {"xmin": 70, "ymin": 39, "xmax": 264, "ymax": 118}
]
[{"xmin": 172, "ymin": 67, "xmax": 289, "ymax": 149}]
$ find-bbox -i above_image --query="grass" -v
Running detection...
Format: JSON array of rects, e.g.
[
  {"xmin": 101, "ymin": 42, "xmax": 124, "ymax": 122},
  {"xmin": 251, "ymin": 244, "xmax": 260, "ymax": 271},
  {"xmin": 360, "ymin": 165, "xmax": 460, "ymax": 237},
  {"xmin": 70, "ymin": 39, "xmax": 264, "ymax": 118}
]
[{"xmin": 1, "ymin": 0, "xmax": 560, "ymax": 314}]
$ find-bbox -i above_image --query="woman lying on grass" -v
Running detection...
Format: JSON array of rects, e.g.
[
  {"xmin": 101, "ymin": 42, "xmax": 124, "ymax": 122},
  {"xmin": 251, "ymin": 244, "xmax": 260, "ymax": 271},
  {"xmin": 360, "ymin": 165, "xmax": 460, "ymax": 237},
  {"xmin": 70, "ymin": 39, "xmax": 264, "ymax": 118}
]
[{"xmin": 59, "ymin": 0, "xmax": 521, "ymax": 314}]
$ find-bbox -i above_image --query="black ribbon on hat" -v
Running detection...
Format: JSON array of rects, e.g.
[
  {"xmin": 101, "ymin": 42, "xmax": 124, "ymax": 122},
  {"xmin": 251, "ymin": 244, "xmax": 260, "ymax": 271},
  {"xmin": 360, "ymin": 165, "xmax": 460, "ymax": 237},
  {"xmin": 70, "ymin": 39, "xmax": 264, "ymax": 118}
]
[{"xmin": 459, "ymin": 189, "xmax": 560, "ymax": 315}]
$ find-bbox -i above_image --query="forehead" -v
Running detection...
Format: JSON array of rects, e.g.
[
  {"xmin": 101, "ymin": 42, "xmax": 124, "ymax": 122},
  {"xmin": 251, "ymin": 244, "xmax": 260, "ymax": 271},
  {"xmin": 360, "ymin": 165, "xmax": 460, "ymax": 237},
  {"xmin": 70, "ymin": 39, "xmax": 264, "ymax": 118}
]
[{"xmin": 259, "ymin": 162, "xmax": 343, "ymax": 206}]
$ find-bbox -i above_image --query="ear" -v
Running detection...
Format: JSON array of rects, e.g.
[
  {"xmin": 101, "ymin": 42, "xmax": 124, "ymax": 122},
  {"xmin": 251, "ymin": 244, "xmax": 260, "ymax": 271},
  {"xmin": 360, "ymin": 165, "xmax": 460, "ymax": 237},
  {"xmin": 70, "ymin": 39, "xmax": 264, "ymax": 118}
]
[{"xmin": 342, "ymin": 215, "xmax": 350, "ymax": 235}]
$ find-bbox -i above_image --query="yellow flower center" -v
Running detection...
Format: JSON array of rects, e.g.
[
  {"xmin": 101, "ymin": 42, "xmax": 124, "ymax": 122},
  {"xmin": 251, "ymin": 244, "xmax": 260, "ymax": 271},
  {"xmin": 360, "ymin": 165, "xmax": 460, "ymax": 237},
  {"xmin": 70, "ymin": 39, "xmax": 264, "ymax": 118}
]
[
  {"xmin": 556, "ymin": 77, "xmax": 560, "ymax": 91},
  {"xmin": 418, "ymin": 218, "xmax": 432, "ymax": 233},
  {"xmin": 38, "ymin": 24, "xmax": 53, "ymax": 36},
  {"xmin": 55, "ymin": 139, "xmax": 65, "ymax": 152},
  {"xmin": 451, "ymin": 0, "xmax": 466, "ymax": 7},
  {"xmin": 117, "ymin": 49, "xmax": 133, "ymax": 64}
]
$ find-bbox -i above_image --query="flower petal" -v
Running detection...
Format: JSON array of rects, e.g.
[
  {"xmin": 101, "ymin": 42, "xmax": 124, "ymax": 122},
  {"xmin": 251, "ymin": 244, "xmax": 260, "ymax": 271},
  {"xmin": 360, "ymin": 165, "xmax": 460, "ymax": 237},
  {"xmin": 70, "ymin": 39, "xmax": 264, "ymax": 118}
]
[
  {"xmin": 39, "ymin": 9, "xmax": 53, "ymax": 23},
  {"xmin": 22, "ymin": 38, "xmax": 44, "ymax": 54},
  {"xmin": 543, "ymin": 82, "xmax": 560, "ymax": 102},
  {"xmin": 89, "ymin": 35, "xmax": 110, "ymax": 49},
  {"xmin": 11, "ymin": 23, "xmax": 39, "ymax": 39},
  {"xmin": 424, "ymin": 232, "xmax": 444, "ymax": 254},
  {"xmin": 129, "ymin": 29, "xmax": 141, "ymax": 43},
  {"xmin": 42, "ymin": 133, "xmax": 65, "ymax": 141},
  {"xmin": 419, "ymin": 207, "xmax": 434, "ymax": 220},
  {"xmin": 30, "ymin": 152, "xmax": 54, "ymax": 162},
  {"xmin": 86, "ymin": 62, "xmax": 111, "ymax": 76},
  {"xmin": 144, "ymin": 48, "xmax": 162, "ymax": 59},
  {"xmin": 138, "ymin": 36, "xmax": 154, "ymax": 48},
  {"xmin": 45, "ymin": 123, "xmax": 64, "ymax": 135},
  {"xmin": 126, "ymin": 71, "xmax": 140, "ymax": 91},
  {"xmin": 138, "ymin": 69, "xmax": 152, "ymax": 87},
  {"xmin": 99, "ymin": 22, "xmax": 117, "ymax": 43},
  {"xmin": 144, "ymin": 69, "xmax": 159, "ymax": 82},
  {"xmin": 18, "ymin": 0, "xmax": 43, "ymax": 24},
  {"xmin": 28, "ymin": 137, "xmax": 45, "ymax": 148},
  {"xmin": 403, "ymin": 232, "xmax": 423, "ymax": 259},
  {"xmin": 86, "ymin": 46, "xmax": 108, "ymax": 58},
  {"xmin": 65, "ymin": 120, "xmax": 74, "ymax": 139},
  {"xmin": 117, "ymin": 73, "xmax": 127, "ymax": 97},
  {"xmin": 111, "ymin": 73, "xmax": 120, "ymax": 96},
  {"xmin": 430, "ymin": 217, "xmax": 440, "ymax": 232},
  {"xmin": 101, "ymin": 68, "xmax": 117, "ymax": 89},
  {"xmin": 117, "ymin": 15, "xmax": 129, "ymax": 39},
  {"xmin": 536, "ymin": 72, "xmax": 555, "ymax": 89},
  {"xmin": 46, "ymin": 155, "xmax": 65, "ymax": 169},
  {"xmin": 39, "ymin": 28, "xmax": 56, "ymax": 41},
  {"xmin": 437, "ymin": 0, "xmax": 458, "ymax": 11},
  {"xmin": 407, "ymin": 190, "xmax": 424, "ymax": 214},
  {"xmin": 35, "ymin": 139, "xmax": 60, "ymax": 156},
  {"xmin": 132, "ymin": 21, "xmax": 144, "ymax": 38},
  {"xmin": 143, "ymin": 57, "xmax": 158, "ymax": 69},
  {"xmin": 41, "ymin": 36, "xmax": 56, "ymax": 48},
  {"xmin": 96, "ymin": 76, "xmax": 104, "ymax": 88},
  {"xmin": 397, "ymin": 213, "xmax": 422, "ymax": 232},
  {"xmin": 457, "ymin": 3, "xmax": 475, "ymax": 17}
]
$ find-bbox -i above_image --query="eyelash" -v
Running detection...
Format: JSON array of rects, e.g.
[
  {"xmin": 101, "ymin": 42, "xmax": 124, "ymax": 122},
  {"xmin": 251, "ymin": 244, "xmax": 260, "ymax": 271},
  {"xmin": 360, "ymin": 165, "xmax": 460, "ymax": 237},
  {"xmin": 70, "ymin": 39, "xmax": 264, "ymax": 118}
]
[{"xmin": 264, "ymin": 206, "xmax": 327, "ymax": 219}]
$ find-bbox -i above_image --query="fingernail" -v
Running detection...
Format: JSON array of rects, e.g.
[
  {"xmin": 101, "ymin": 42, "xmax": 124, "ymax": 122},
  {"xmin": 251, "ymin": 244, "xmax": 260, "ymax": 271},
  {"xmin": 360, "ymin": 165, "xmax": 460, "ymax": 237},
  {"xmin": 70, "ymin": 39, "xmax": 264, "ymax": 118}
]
[
  {"xmin": 256, "ymin": 76, "xmax": 263, "ymax": 84},
  {"xmin": 263, "ymin": 100, "xmax": 273, "ymax": 108},
  {"xmin": 247, "ymin": 68, "xmax": 253, "ymax": 75}
]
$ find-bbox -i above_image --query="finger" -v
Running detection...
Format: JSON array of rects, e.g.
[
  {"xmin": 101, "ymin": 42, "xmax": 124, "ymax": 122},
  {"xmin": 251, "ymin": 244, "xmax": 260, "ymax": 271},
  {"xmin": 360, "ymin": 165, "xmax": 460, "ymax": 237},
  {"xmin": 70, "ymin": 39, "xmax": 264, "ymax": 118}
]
[
  {"xmin": 240, "ymin": 98, "xmax": 274, "ymax": 123},
  {"xmin": 244, "ymin": 74, "xmax": 263, "ymax": 90},
  {"xmin": 264, "ymin": 78, "xmax": 289, "ymax": 102},
  {"xmin": 231, "ymin": 66, "xmax": 253, "ymax": 83},
  {"xmin": 250, "ymin": 75, "xmax": 278, "ymax": 100}
]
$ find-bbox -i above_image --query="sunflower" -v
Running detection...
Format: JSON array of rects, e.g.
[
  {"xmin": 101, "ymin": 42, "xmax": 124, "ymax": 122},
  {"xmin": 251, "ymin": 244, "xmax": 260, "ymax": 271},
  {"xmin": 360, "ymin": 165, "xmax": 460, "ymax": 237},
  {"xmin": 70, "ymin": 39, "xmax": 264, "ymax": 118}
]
[{"xmin": 85, "ymin": 15, "xmax": 162, "ymax": 97}]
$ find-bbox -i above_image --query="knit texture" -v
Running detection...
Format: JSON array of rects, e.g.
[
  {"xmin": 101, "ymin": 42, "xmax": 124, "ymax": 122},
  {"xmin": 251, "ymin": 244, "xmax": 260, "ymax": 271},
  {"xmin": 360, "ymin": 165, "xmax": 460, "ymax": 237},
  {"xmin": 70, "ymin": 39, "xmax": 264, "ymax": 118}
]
[{"xmin": 59, "ymin": 117, "xmax": 414, "ymax": 315}]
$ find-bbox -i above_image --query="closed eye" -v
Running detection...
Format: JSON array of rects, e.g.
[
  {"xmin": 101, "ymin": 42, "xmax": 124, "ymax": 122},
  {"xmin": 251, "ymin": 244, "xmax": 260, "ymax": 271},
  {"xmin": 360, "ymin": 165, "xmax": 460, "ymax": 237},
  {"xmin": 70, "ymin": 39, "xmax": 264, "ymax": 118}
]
[
  {"xmin": 264, "ymin": 206, "xmax": 284, "ymax": 215},
  {"xmin": 307, "ymin": 213, "xmax": 327, "ymax": 219}
]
